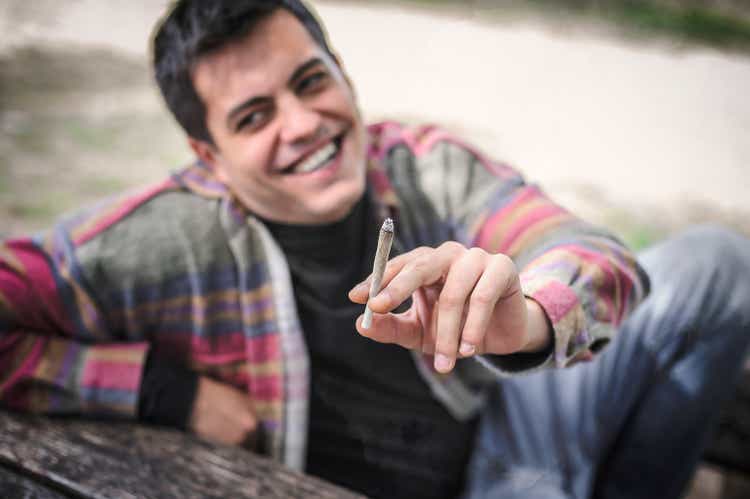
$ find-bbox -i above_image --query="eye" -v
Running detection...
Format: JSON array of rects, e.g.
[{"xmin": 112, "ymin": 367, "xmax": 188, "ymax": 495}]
[
  {"xmin": 296, "ymin": 71, "xmax": 329, "ymax": 95},
  {"xmin": 236, "ymin": 108, "xmax": 271, "ymax": 132}
]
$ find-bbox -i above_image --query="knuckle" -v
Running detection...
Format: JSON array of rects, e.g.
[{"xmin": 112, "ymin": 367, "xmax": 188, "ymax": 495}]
[
  {"xmin": 383, "ymin": 278, "xmax": 406, "ymax": 299},
  {"xmin": 409, "ymin": 256, "xmax": 430, "ymax": 274},
  {"xmin": 493, "ymin": 253, "xmax": 515, "ymax": 271},
  {"xmin": 471, "ymin": 289, "xmax": 495, "ymax": 307},
  {"xmin": 467, "ymin": 246, "xmax": 487, "ymax": 259},
  {"xmin": 407, "ymin": 246, "xmax": 432, "ymax": 261},
  {"xmin": 440, "ymin": 240, "xmax": 464, "ymax": 255},
  {"xmin": 439, "ymin": 291, "xmax": 466, "ymax": 309},
  {"xmin": 404, "ymin": 258, "xmax": 431, "ymax": 280}
]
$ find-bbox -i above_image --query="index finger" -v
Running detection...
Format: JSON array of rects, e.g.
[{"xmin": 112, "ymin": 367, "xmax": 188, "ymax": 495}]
[
  {"xmin": 369, "ymin": 242, "xmax": 464, "ymax": 313},
  {"xmin": 348, "ymin": 246, "xmax": 431, "ymax": 304}
]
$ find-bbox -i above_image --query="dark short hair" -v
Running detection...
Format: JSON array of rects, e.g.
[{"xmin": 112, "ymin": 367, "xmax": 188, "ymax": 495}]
[{"xmin": 153, "ymin": 0, "xmax": 334, "ymax": 143}]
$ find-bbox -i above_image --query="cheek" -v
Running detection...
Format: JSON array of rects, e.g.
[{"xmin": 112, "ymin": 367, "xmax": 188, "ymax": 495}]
[{"xmin": 223, "ymin": 137, "xmax": 275, "ymax": 181}]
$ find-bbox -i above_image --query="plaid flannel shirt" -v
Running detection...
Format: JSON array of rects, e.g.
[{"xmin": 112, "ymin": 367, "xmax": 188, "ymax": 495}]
[{"xmin": 0, "ymin": 122, "xmax": 648, "ymax": 469}]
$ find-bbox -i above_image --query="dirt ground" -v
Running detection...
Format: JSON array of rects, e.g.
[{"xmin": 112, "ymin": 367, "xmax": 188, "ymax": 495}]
[{"xmin": 0, "ymin": 0, "xmax": 749, "ymax": 496}]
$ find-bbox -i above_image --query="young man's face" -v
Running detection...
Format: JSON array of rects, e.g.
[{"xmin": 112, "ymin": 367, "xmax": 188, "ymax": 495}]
[{"xmin": 191, "ymin": 9, "xmax": 367, "ymax": 224}]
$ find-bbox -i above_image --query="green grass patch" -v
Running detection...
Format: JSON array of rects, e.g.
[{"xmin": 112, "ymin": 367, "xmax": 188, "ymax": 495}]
[
  {"xmin": 7, "ymin": 197, "xmax": 67, "ymax": 220},
  {"xmin": 65, "ymin": 121, "xmax": 119, "ymax": 150},
  {"xmin": 384, "ymin": 0, "xmax": 750, "ymax": 51},
  {"xmin": 81, "ymin": 176, "xmax": 130, "ymax": 194},
  {"xmin": 617, "ymin": 223, "xmax": 664, "ymax": 251},
  {"xmin": 562, "ymin": 0, "xmax": 750, "ymax": 49},
  {"xmin": 599, "ymin": 207, "xmax": 668, "ymax": 251}
]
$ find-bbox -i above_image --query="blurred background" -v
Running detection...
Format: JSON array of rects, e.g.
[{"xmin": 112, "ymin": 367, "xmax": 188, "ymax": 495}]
[
  {"xmin": 0, "ymin": 0, "xmax": 749, "ymax": 496},
  {"xmin": 1, "ymin": 0, "xmax": 749, "ymax": 248}
]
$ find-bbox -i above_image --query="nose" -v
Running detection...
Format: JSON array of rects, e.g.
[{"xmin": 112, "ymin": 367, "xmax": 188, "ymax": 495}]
[{"xmin": 278, "ymin": 94, "xmax": 322, "ymax": 145}]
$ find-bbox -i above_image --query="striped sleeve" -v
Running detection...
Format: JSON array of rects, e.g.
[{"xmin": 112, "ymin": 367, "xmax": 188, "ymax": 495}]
[
  {"xmin": 397, "ymin": 125, "xmax": 649, "ymax": 372},
  {"xmin": 473, "ymin": 184, "xmax": 649, "ymax": 368},
  {"xmin": 0, "ymin": 236, "xmax": 148, "ymax": 417}
]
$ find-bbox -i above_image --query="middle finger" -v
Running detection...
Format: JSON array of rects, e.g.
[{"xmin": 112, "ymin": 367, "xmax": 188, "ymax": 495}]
[
  {"xmin": 434, "ymin": 247, "xmax": 487, "ymax": 373},
  {"xmin": 369, "ymin": 242, "xmax": 464, "ymax": 313}
]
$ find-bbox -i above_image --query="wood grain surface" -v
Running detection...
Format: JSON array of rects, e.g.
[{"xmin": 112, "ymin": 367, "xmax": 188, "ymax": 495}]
[{"xmin": 0, "ymin": 410, "xmax": 365, "ymax": 499}]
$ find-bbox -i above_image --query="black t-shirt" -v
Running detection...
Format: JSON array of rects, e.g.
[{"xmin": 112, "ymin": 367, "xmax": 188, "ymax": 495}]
[
  {"xmin": 138, "ymin": 194, "xmax": 479, "ymax": 498},
  {"xmin": 265, "ymin": 195, "xmax": 478, "ymax": 499}
]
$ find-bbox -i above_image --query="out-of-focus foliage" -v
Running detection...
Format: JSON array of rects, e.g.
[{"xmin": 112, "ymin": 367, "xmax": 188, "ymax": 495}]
[
  {"xmin": 377, "ymin": 0, "xmax": 750, "ymax": 51},
  {"xmin": 533, "ymin": 0, "xmax": 750, "ymax": 48}
]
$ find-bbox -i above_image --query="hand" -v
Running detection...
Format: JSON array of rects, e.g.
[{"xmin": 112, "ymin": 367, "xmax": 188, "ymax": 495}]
[
  {"xmin": 349, "ymin": 242, "xmax": 551, "ymax": 373},
  {"xmin": 189, "ymin": 376, "xmax": 258, "ymax": 447}
]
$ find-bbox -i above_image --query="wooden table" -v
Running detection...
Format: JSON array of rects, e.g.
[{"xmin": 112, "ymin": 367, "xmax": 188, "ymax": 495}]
[{"xmin": 0, "ymin": 411, "xmax": 365, "ymax": 498}]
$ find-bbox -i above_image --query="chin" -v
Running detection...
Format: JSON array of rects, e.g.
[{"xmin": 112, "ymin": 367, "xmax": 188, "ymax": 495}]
[{"xmin": 308, "ymin": 178, "xmax": 366, "ymax": 224}]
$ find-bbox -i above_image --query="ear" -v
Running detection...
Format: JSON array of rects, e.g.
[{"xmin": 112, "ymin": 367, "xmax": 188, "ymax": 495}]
[{"xmin": 188, "ymin": 137, "xmax": 230, "ymax": 184}]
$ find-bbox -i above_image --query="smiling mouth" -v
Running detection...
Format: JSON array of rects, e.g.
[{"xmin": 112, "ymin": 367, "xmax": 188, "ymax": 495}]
[{"xmin": 281, "ymin": 134, "xmax": 343, "ymax": 175}]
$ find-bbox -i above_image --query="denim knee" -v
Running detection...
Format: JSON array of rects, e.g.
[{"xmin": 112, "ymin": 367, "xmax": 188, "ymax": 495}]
[{"xmin": 639, "ymin": 224, "xmax": 750, "ymax": 331}]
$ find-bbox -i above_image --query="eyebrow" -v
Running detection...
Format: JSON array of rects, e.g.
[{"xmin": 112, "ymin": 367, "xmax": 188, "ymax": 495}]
[{"xmin": 225, "ymin": 57, "xmax": 325, "ymax": 129}]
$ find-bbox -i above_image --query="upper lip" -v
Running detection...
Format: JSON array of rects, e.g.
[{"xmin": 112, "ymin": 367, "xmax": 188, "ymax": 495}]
[{"xmin": 276, "ymin": 134, "xmax": 342, "ymax": 174}]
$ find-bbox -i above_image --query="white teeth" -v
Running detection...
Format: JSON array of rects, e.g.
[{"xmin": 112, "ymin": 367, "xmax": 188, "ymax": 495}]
[{"xmin": 292, "ymin": 141, "xmax": 338, "ymax": 174}]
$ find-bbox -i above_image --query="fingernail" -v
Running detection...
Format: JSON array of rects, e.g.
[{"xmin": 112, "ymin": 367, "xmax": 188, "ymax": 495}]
[
  {"xmin": 459, "ymin": 341, "xmax": 476, "ymax": 356},
  {"xmin": 351, "ymin": 281, "xmax": 368, "ymax": 293},
  {"xmin": 434, "ymin": 354, "xmax": 454, "ymax": 373}
]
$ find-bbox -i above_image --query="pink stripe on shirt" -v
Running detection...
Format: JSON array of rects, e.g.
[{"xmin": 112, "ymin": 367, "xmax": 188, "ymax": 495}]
[
  {"xmin": 80, "ymin": 359, "xmax": 142, "ymax": 392},
  {"xmin": 6, "ymin": 240, "xmax": 71, "ymax": 332},
  {"xmin": 498, "ymin": 204, "xmax": 568, "ymax": 254}
]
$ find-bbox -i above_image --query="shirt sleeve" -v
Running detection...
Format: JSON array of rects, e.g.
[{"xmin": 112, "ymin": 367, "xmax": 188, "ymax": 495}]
[
  {"xmin": 474, "ymin": 183, "xmax": 650, "ymax": 371},
  {"xmin": 0, "ymin": 235, "xmax": 149, "ymax": 417},
  {"xmin": 389, "ymin": 126, "xmax": 650, "ymax": 373}
]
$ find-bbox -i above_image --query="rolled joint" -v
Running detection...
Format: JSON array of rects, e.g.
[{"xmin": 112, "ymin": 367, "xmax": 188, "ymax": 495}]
[{"xmin": 361, "ymin": 218, "xmax": 394, "ymax": 330}]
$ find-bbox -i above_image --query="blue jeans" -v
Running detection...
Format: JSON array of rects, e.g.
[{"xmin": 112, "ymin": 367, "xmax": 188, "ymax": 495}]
[{"xmin": 463, "ymin": 226, "xmax": 750, "ymax": 499}]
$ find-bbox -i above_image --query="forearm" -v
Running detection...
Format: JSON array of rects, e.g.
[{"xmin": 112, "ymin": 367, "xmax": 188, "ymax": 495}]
[
  {"xmin": 2, "ymin": 234, "xmax": 152, "ymax": 416},
  {"xmin": 382, "ymin": 128, "xmax": 648, "ymax": 371},
  {"xmin": 518, "ymin": 231, "xmax": 648, "ymax": 366},
  {"xmin": 473, "ymin": 184, "xmax": 648, "ymax": 366},
  {"xmin": 0, "ymin": 330, "xmax": 149, "ymax": 417}
]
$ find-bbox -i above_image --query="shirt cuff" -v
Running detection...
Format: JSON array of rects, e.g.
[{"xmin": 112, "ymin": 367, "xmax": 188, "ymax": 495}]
[
  {"xmin": 521, "ymin": 274, "xmax": 593, "ymax": 368},
  {"xmin": 137, "ymin": 350, "xmax": 199, "ymax": 430},
  {"xmin": 472, "ymin": 297, "xmax": 555, "ymax": 375}
]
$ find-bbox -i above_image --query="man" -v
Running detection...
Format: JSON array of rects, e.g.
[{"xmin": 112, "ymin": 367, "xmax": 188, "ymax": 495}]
[{"xmin": 1, "ymin": 1, "xmax": 748, "ymax": 498}]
